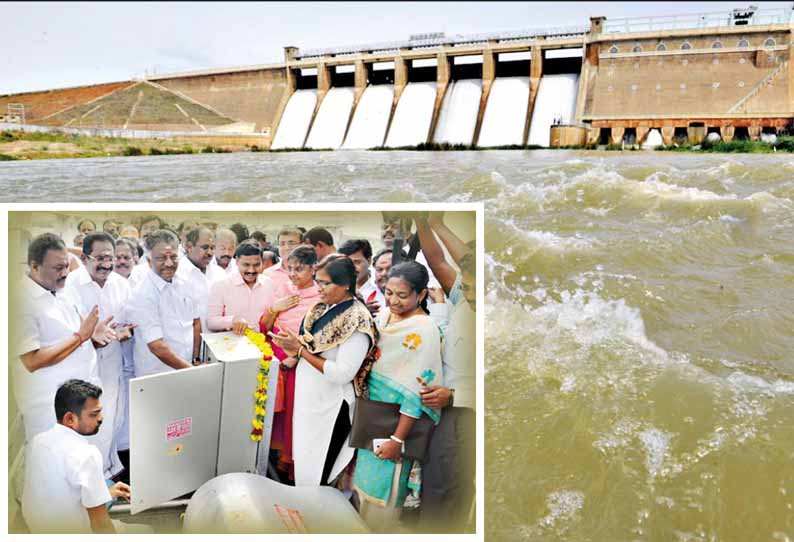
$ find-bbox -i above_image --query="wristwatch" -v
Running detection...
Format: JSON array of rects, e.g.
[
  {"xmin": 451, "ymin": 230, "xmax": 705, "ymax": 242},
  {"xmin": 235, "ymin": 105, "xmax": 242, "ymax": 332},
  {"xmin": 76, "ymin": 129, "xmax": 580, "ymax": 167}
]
[{"xmin": 448, "ymin": 388, "xmax": 455, "ymax": 408}]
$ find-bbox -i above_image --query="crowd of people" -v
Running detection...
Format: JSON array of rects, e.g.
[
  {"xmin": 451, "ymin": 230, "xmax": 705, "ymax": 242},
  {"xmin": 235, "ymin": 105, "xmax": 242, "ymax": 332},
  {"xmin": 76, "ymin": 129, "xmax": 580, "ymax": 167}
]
[{"xmin": 11, "ymin": 212, "xmax": 476, "ymax": 534}]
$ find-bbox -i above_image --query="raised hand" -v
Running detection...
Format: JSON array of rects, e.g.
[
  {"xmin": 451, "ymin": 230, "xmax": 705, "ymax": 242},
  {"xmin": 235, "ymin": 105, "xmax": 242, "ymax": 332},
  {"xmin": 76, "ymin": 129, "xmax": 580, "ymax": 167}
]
[
  {"xmin": 273, "ymin": 295, "xmax": 300, "ymax": 313},
  {"xmin": 92, "ymin": 315, "xmax": 117, "ymax": 346},
  {"xmin": 77, "ymin": 306, "xmax": 100, "ymax": 342}
]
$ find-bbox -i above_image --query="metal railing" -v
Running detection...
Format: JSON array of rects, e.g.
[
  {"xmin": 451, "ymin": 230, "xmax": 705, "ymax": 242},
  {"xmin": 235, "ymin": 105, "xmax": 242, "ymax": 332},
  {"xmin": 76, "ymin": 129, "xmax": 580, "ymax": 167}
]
[
  {"xmin": 295, "ymin": 25, "xmax": 588, "ymax": 59},
  {"xmin": 603, "ymin": 7, "xmax": 792, "ymax": 34}
]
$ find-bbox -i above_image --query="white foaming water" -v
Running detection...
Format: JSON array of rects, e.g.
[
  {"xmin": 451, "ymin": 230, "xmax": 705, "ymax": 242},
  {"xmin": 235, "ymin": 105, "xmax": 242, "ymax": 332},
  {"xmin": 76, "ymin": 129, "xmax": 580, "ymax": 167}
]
[
  {"xmin": 527, "ymin": 73, "xmax": 579, "ymax": 148},
  {"xmin": 538, "ymin": 490, "xmax": 585, "ymax": 528},
  {"xmin": 642, "ymin": 129, "xmax": 664, "ymax": 150},
  {"xmin": 639, "ymin": 427, "xmax": 673, "ymax": 479},
  {"xmin": 434, "ymin": 79, "xmax": 482, "ymax": 146},
  {"xmin": 304, "ymin": 87, "xmax": 355, "ymax": 149},
  {"xmin": 527, "ymin": 288, "xmax": 669, "ymax": 361},
  {"xmin": 270, "ymin": 89, "xmax": 318, "ymax": 150},
  {"xmin": 384, "ymin": 82, "xmax": 436, "ymax": 148},
  {"xmin": 478, "ymin": 77, "xmax": 529, "ymax": 147},
  {"xmin": 498, "ymin": 217, "xmax": 598, "ymax": 253},
  {"xmin": 726, "ymin": 371, "xmax": 794, "ymax": 395},
  {"xmin": 341, "ymin": 85, "xmax": 394, "ymax": 149}
]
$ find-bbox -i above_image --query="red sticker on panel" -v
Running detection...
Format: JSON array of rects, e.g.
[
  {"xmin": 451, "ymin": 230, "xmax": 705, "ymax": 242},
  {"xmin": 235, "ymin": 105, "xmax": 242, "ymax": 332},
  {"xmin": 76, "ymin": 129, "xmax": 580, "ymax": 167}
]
[{"xmin": 166, "ymin": 417, "xmax": 192, "ymax": 441}]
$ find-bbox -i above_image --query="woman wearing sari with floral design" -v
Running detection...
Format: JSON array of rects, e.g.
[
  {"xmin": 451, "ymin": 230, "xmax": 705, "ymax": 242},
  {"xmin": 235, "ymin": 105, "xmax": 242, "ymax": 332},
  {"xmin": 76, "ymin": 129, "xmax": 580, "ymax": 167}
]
[
  {"xmin": 260, "ymin": 246, "xmax": 321, "ymax": 483},
  {"xmin": 270, "ymin": 254, "xmax": 378, "ymax": 488},
  {"xmin": 352, "ymin": 261, "xmax": 443, "ymax": 531}
]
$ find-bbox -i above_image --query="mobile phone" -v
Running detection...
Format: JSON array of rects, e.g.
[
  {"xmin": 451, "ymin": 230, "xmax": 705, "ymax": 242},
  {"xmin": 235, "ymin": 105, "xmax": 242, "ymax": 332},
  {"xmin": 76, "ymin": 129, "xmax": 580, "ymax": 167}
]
[{"xmin": 372, "ymin": 438, "xmax": 404, "ymax": 453}]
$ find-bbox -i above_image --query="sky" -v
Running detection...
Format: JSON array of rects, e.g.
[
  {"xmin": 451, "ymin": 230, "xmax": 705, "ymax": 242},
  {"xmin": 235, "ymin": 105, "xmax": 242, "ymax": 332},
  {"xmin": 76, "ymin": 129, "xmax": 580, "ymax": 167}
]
[{"xmin": 2, "ymin": 1, "xmax": 792, "ymax": 95}]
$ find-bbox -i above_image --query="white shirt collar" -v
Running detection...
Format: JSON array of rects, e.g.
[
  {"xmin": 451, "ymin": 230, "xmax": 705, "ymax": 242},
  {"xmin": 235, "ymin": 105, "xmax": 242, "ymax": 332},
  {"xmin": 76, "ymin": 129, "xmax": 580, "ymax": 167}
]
[
  {"xmin": 72, "ymin": 265, "xmax": 94, "ymax": 286},
  {"xmin": 24, "ymin": 274, "xmax": 57, "ymax": 299},
  {"xmin": 147, "ymin": 268, "xmax": 171, "ymax": 291},
  {"xmin": 51, "ymin": 422, "xmax": 84, "ymax": 442},
  {"xmin": 178, "ymin": 255, "xmax": 205, "ymax": 276}
]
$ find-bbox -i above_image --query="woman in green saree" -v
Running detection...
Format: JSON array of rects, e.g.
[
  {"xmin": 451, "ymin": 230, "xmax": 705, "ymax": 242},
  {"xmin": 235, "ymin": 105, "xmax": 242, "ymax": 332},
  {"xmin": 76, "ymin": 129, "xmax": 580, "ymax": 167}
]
[{"xmin": 352, "ymin": 261, "xmax": 443, "ymax": 531}]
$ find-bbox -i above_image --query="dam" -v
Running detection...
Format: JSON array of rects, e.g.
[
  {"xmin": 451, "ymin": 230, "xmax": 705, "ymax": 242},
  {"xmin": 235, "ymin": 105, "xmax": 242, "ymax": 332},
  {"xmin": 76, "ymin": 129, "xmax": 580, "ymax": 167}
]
[{"xmin": 2, "ymin": 6, "xmax": 793, "ymax": 149}]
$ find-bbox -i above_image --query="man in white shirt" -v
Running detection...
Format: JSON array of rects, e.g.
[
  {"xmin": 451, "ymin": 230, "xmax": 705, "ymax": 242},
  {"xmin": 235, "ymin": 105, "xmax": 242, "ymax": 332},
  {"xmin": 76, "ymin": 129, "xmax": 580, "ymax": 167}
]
[
  {"xmin": 177, "ymin": 220, "xmax": 200, "ymax": 260},
  {"xmin": 22, "ymin": 379, "xmax": 131, "ymax": 534},
  {"xmin": 338, "ymin": 239, "xmax": 385, "ymax": 315},
  {"xmin": 381, "ymin": 215, "xmax": 442, "ymax": 291},
  {"xmin": 372, "ymin": 248, "xmax": 392, "ymax": 296},
  {"xmin": 13, "ymin": 233, "xmax": 115, "ymax": 442},
  {"xmin": 207, "ymin": 228, "xmax": 238, "ymax": 284},
  {"xmin": 64, "ymin": 233, "xmax": 135, "ymax": 480},
  {"xmin": 175, "ymin": 226, "xmax": 215, "ymax": 332},
  {"xmin": 415, "ymin": 213, "xmax": 476, "ymax": 533},
  {"xmin": 128, "ymin": 252, "xmax": 150, "ymax": 292},
  {"xmin": 126, "ymin": 230, "xmax": 202, "ymax": 378}
]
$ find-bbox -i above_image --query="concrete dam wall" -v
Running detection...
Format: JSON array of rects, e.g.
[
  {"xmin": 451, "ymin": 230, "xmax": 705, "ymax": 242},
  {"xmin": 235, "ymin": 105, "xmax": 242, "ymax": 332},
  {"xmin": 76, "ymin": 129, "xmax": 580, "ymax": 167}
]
[{"xmin": 3, "ymin": 7, "xmax": 792, "ymax": 148}]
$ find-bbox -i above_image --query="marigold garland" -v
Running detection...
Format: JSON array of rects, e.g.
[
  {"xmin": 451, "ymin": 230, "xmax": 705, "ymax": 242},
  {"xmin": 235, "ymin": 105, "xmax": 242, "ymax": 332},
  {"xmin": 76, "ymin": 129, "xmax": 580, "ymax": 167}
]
[{"xmin": 245, "ymin": 328, "xmax": 274, "ymax": 441}]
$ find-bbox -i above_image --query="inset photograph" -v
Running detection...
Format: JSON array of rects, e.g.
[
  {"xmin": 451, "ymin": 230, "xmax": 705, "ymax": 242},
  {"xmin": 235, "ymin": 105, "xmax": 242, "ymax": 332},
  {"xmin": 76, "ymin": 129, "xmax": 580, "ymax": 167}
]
[{"xmin": 6, "ymin": 206, "xmax": 481, "ymax": 536}]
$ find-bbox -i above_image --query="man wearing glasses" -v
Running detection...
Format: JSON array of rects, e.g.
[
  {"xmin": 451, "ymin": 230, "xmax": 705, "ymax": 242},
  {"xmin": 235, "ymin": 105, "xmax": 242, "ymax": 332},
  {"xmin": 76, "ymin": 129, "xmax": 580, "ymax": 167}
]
[
  {"xmin": 265, "ymin": 226, "xmax": 303, "ymax": 292},
  {"xmin": 126, "ymin": 230, "xmax": 202, "ymax": 377},
  {"xmin": 64, "ymin": 233, "xmax": 135, "ymax": 481}
]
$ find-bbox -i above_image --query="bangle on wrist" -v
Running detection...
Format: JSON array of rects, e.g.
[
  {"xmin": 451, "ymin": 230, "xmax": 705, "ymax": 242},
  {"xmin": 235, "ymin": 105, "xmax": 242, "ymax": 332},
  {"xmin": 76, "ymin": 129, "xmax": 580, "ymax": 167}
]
[
  {"xmin": 389, "ymin": 434, "xmax": 404, "ymax": 444},
  {"xmin": 268, "ymin": 307, "xmax": 278, "ymax": 315},
  {"xmin": 73, "ymin": 332, "xmax": 83, "ymax": 344},
  {"xmin": 297, "ymin": 345, "xmax": 304, "ymax": 359}
]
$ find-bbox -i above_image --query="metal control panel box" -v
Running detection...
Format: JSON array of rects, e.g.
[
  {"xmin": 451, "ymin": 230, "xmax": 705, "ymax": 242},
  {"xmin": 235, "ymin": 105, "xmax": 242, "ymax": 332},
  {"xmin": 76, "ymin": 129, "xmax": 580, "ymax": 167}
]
[
  {"xmin": 203, "ymin": 332, "xmax": 278, "ymax": 476},
  {"xmin": 130, "ymin": 332, "xmax": 279, "ymax": 514}
]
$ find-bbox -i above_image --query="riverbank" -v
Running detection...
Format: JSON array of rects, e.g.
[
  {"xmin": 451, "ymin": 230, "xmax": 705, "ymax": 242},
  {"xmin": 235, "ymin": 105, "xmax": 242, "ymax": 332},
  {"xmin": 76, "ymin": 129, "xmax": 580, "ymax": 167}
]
[
  {"xmin": 0, "ymin": 130, "xmax": 261, "ymax": 160},
  {"xmin": 4, "ymin": 129, "xmax": 794, "ymax": 160}
]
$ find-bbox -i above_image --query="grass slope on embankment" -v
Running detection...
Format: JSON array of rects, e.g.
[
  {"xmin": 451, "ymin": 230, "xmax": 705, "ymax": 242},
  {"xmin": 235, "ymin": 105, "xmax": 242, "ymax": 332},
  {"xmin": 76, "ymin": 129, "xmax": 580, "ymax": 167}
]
[{"xmin": 0, "ymin": 130, "xmax": 247, "ymax": 160}]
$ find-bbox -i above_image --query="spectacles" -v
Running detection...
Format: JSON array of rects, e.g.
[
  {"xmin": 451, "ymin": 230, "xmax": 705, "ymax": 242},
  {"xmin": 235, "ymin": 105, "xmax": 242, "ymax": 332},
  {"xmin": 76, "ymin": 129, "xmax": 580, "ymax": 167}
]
[
  {"xmin": 315, "ymin": 279, "xmax": 336, "ymax": 289},
  {"xmin": 279, "ymin": 240, "xmax": 300, "ymax": 247}
]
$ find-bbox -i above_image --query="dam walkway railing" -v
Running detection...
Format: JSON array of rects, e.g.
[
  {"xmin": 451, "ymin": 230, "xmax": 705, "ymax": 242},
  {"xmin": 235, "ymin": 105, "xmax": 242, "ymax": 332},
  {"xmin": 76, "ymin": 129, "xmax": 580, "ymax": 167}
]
[
  {"xmin": 296, "ymin": 25, "xmax": 589, "ymax": 59},
  {"xmin": 604, "ymin": 7, "xmax": 792, "ymax": 34},
  {"xmin": 728, "ymin": 60, "xmax": 789, "ymax": 114}
]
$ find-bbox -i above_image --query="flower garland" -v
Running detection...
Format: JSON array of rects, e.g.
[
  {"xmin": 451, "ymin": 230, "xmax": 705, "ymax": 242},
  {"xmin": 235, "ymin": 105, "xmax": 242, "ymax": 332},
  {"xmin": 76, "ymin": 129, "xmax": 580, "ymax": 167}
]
[{"xmin": 245, "ymin": 328, "xmax": 274, "ymax": 442}]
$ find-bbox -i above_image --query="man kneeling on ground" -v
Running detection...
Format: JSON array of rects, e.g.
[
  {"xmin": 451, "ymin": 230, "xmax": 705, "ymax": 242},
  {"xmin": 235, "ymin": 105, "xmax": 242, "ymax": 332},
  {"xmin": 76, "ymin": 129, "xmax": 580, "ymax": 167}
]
[{"xmin": 21, "ymin": 379, "xmax": 142, "ymax": 534}]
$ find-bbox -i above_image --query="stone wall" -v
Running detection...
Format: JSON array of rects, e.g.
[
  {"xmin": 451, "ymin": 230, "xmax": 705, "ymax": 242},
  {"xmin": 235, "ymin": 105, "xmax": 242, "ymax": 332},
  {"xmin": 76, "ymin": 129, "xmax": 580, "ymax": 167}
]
[
  {"xmin": 584, "ymin": 30, "xmax": 791, "ymax": 120},
  {"xmin": 153, "ymin": 68, "xmax": 289, "ymax": 137}
]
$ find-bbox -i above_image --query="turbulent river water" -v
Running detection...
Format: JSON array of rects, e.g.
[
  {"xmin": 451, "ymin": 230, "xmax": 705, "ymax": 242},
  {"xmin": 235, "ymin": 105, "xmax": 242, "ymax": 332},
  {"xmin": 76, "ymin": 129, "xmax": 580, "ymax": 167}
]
[{"xmin": 2, "ymin": 150, "xmax": 793, "ymax": 540}]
